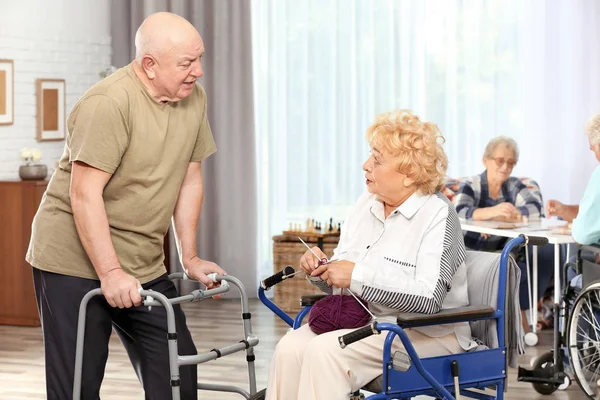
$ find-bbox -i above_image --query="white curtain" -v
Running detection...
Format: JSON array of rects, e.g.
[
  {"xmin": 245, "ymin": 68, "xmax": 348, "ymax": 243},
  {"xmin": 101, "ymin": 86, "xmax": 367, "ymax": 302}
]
[{"xmin": 251, "ymin": 0, "xmax": 600, "ymax": 278}]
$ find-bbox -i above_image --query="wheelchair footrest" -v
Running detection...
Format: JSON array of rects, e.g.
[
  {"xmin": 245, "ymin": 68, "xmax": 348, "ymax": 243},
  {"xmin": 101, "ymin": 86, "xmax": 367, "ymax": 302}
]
[{"xmin": 517, "ymin": 366, "xmax": 562, "ymax": 384}]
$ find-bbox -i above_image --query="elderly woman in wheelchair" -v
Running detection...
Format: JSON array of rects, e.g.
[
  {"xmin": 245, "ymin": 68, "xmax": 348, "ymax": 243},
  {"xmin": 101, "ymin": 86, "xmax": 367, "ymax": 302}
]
[{"xmin": 263, "ymin": 110, "xmax": 476, "ymax": 400}]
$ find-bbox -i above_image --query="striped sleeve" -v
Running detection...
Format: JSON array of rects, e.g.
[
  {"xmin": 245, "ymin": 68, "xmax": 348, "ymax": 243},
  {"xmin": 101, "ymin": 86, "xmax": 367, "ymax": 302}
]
[
  {"xmin": 350, "ymin": 196, "xmax": 467, "ymax": 314},
  {"xmin": 453, "ymin": 180, "xmax": 478, "ymax": 219},
  {"xmin": 510, "ymin": 178, "xmax": 542, "ymax": 219}
]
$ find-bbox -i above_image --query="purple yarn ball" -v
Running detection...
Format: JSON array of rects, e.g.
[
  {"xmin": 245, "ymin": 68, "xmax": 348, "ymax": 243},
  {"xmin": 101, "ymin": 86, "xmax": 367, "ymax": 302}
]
[{"xmin": 308, "ymin": 294, "xmax": 373, "ymax": 334}]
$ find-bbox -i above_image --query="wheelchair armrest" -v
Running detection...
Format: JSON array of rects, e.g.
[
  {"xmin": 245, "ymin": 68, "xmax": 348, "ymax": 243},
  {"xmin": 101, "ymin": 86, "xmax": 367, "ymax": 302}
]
[
  {"xmin": 301, "ymin": 294, "xmax": 328, "ymax": 306},
  {"xmin": 583, "ymin": 244, "xmax": 600, "ymax": 254},
  {"xmin": 396, "ymin": 305, "xmax": 495, "ymax": 328}
]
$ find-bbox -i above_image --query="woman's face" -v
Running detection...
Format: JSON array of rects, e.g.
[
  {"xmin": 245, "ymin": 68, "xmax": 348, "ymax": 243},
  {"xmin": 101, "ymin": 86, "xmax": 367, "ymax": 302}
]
[
  {"xmin": 483, "ymin": 144, "xmax": 516, "ymax": 184},
  {"xmin": 362, "ymin": 146, "xmax": 414, "ymax": 206}
]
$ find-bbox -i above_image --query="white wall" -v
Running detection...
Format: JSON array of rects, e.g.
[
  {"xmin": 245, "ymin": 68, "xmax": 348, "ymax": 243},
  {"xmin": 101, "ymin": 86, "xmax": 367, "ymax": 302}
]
[{"xmin": 0, "ymin": 0, "xmax": 111, "ymax": 180}]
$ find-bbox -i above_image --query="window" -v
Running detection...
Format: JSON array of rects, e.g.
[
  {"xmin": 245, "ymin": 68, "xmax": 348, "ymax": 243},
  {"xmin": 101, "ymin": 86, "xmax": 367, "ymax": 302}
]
[{"xmin": 252, "ymin": 0, "xmax": 600, "ymax": 277}]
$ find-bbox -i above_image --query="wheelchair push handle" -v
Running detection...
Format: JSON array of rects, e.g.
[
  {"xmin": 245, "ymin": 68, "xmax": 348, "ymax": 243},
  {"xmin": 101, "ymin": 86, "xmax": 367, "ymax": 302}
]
[
  {"xmin": 338, "ymin": 321, "xmax": 379, "ymax": 349},
  {"xmin": 260, "ymin": 266, "xmax": 296, "ymax": 290},
  {"xmin": 519, "ymin": 234, "xmax": 548, "ymax": 247}
]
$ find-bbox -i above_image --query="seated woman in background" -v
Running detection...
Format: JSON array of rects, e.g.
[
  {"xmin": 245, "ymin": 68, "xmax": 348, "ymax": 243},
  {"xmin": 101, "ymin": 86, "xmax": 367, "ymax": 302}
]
[
  {"xmin": 453, "ymin": 136, "xmax": 542, "ymax": 250},
  {"xmin": 453, "ymin": 136, "xmax": 561, "ymax": 331},
  {"xmin": 265, "ymin": 110, "xmax": 473, "ymax": 400}
]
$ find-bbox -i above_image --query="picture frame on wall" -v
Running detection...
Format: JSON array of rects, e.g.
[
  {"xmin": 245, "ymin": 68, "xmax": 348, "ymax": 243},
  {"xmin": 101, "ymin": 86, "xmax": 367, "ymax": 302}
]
[
  {"xmin": 0, "ymin": 59, "xmax": 14, "ymax": 125},
  {"xmin": 36, "ymin": 78, "xmax": 66, "ymax": 141}
]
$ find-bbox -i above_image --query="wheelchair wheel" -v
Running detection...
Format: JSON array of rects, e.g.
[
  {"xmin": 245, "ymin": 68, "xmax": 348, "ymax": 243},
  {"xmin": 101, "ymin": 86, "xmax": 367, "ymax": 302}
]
[
  {"xmin": 248, "ymin": 388, "xmax": 266, "ymax": 400},
  {"xmin": 567, "ymin": 283, "xmax": 600, "ymax": 399},
  {"xmin": 530, "ymin": 351, "xmax": 569, "ymax": 395}
]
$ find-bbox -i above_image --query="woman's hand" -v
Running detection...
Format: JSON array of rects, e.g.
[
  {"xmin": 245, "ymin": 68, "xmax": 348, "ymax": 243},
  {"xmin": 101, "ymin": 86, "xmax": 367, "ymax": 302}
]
[
  {"xmin": 546, "ymin": 200, "xmax": 566, "ymax": 219},
  {"xmin": 488, "ymin": 203, "xmax": 521, "ymax": 221},
  {"xmin": 311, "ymin": 260, "xmax": 355, "ymax": 288},
  {"xmin": 299, "ymin": 246, "xmax": 327, "ymax": 274}
]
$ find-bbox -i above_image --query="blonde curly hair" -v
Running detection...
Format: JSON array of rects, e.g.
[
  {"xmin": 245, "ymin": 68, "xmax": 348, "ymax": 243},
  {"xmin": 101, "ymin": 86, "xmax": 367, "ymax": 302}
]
[{"xmin": 365, "ymin": 110, "xmax": 448, "ymax": 195}]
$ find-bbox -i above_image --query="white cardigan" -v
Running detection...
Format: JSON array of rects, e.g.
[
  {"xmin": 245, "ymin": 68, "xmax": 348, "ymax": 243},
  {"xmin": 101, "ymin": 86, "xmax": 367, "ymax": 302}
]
[{"xmin": 310, "ymin": 191, "xmax": 475, "ymax": 350}]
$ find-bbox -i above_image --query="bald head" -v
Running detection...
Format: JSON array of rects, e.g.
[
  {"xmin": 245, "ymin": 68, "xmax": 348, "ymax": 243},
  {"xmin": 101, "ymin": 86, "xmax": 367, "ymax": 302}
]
[
  {"xmin": 135, "ymin": 12, "xmax": 201, "ymax": 63},
  {"xmin": 131, "ymin": 12, "xmax": 205, "ymax": 103}
]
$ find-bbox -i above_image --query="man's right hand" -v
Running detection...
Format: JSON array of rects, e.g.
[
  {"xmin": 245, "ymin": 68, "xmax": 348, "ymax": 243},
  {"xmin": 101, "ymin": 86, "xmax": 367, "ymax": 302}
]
[
  {"xmin": 100, "ymin": 269, "xmax": 142, "ymax": 308},
  {"xmin": 299, "ymin": 246, "xmax": 327, "ymax": 275}
]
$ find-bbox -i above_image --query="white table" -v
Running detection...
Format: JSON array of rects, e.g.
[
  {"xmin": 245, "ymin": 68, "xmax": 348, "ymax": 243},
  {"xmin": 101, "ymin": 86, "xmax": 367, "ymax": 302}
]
[{"xmin": 459, "ymin": 218, "xmax": 575, "ymax": 345}]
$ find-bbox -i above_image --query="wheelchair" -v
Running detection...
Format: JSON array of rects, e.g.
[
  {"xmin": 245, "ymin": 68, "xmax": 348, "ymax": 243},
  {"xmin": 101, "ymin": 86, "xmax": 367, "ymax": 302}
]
[
  {"xmin": 517, "ymin": 244, "xmax": 600, "ymax": 397},
  {"xmin": 72, "ymin": 272, "xmax": 260, "ymax": 400},
  {"xmin": 251, "ymin": 234, "xmax": 540, "ymax": 400},
  {"xmin": 565, "ymin": 244, "xmax": 600, "ymax": 398}
]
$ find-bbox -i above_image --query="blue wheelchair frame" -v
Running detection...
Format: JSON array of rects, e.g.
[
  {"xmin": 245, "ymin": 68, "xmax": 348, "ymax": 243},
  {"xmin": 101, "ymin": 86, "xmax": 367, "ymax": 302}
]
[{"xmin": 258, "ymin": 236, "xmax": 530, "ymax": 400}]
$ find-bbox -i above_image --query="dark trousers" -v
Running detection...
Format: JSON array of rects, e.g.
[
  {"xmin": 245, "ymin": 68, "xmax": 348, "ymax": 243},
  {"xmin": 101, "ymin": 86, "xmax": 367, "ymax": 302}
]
[{"xmin": 32, "ymin": 268, "xmax": 198, "ymax": 400}]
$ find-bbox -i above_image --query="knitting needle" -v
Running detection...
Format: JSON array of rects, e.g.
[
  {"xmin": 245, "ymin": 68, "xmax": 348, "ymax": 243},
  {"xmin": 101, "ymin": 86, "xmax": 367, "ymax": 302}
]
[
  {"xmin": 296, "ymin": 237, "xmax": 375, "ymax": 320},
  {"xmin": 283, "ymin": 269, "xmax": 304, "ymax": 278},
  {"xmin": 298, "ymin": 236, "xmax": 328, "ymax": 265},
  {"xmin": 347, "ymin": 288, "xmax": 377, "ymax": 320}
]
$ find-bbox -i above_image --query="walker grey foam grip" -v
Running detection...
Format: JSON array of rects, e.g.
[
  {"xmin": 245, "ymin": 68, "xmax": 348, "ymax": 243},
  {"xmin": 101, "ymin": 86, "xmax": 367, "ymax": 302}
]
[{"xmin": 139, "ymin": 288, "xmax": 155, "ymax": 309}]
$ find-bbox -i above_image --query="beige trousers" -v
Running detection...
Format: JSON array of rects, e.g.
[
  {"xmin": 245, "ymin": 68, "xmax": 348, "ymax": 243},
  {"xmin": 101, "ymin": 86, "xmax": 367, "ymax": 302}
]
[{"xmin": 265, "ymin": 324, "xmax": 463, "ymax": 400}]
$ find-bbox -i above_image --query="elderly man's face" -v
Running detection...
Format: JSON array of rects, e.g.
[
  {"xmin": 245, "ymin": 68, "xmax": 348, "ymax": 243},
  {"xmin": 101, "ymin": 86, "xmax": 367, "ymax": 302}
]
[
  {"xmin": 483, "ymin": 144, "xmax": 516, "ymax": 184},
  {"xmin": 154, "ymin": 37, "xmax": 204, "ymax": 102},
  {"xmin": 362, "ymin": 147, "xmax": 412, "ymax": 204}
]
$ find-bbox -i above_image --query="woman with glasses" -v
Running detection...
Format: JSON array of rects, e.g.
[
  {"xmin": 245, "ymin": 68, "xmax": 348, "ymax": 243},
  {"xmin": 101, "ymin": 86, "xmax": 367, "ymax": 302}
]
[
  {"xmin": 454, "ymin": 136, "xmax": 542, "ymax": 250},
  {"xmin": 453, "ymin": 136, "xmax": 559, "ymax": 332}
]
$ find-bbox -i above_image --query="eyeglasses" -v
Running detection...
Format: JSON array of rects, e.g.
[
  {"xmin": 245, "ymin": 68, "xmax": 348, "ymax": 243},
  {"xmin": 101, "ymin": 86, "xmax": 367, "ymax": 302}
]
[{"xmin": 490, "ymin": 157, "xmax": 516, "ymax": 168}]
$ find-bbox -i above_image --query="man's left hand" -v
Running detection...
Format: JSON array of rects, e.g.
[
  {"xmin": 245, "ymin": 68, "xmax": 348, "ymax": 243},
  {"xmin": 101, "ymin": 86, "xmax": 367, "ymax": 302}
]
[
  {"xmin": 184, "ymin": 256, "xmax": 227, "ymax": 289},
  {"xmin": 311, "ymin": 260, "xmax": 355, "ymax": 288}
]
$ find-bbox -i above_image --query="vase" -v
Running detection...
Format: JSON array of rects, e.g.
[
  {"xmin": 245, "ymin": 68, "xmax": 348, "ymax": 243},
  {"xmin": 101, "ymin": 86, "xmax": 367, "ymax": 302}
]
[{"xmin": 19, "ymin": 164, "xmax": 48, "ymax": 180}]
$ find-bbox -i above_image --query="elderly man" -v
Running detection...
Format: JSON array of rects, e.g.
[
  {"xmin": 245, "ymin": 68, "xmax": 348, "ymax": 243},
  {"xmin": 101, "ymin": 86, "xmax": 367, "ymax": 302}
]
[
  {"xmin": 26, "ymin": 12, "xmax": 223, "ymax": 400},
  {"xmin": 547, "ymin": 113, "xmax": 600, "ymax": 245}
]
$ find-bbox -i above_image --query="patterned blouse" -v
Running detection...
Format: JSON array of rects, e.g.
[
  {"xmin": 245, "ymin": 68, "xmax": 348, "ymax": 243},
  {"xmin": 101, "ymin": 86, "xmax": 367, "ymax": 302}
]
[{"xmin": 453, "ymin": 171, "xmax": 543, "ymax": 251}]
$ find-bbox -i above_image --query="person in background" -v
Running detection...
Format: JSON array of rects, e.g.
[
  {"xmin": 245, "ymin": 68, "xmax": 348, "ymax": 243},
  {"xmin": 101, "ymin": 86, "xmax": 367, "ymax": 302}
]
[
  {"xmin": 547, "ymin": 114, "xmax": 600, "ymax": 274},
  {"xmin": 547, "ymin": 113, "xmax": 600, "ymax": 246},
  {"xmin": 453, "ymin": 136, "xmax": 562, "ymax": 332}
]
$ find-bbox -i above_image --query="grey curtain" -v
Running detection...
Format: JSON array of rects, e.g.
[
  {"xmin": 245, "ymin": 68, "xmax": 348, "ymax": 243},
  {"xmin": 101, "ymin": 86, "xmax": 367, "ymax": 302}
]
[{"xmin": 110, "ymin": 0, "xmax": 258, "ymax": 297}]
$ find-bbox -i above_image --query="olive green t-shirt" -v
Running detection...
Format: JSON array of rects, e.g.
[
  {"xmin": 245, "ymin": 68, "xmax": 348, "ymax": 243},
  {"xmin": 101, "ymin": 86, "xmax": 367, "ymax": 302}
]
[{"xmin": 26, "ymin": 63, "xmax": 216, "ymax": 284}]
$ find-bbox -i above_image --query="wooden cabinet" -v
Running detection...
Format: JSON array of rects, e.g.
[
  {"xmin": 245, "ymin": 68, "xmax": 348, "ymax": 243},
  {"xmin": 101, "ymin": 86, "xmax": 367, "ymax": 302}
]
[{"xmin": 0, "ymin": 180, "xmax": 47, "ymax": 326}]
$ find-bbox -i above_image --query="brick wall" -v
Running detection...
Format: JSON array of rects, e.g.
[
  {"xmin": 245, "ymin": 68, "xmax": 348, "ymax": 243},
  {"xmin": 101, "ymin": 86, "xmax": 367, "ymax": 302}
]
[{"xmin": 0, "ymin": 0, "xmax": 111, "ymax": 179}]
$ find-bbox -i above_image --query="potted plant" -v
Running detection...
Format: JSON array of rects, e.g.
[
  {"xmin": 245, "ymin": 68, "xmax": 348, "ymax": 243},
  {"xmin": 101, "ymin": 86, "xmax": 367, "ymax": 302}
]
[{"xmin": 19, "ymin": 148, "xmax": 48, "ymax": 180}]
